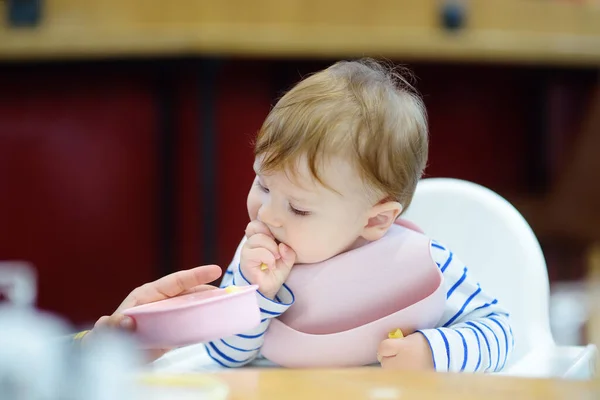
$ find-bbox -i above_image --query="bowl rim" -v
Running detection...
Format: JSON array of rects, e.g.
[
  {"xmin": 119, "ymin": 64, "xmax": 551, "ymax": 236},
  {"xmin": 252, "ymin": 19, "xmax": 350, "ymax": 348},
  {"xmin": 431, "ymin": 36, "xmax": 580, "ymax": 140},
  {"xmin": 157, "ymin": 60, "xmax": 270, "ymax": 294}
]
[{"xmin": 121, "ymin": 285, "xmax": 259, "ymax": 316}]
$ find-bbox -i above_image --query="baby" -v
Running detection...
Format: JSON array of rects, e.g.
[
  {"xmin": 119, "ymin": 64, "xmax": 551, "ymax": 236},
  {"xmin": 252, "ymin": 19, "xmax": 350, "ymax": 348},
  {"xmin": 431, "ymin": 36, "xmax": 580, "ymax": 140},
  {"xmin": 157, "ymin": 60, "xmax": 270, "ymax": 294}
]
[{"xmin": 203, "ymin": 59, "xmax": 513, "ymax": 372}]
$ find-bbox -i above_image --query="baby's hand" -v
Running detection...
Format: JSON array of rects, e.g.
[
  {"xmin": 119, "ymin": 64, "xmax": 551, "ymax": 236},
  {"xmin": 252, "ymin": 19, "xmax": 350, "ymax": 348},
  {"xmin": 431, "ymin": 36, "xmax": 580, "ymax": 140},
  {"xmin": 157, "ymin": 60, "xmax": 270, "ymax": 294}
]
[
  {"xmin": 241, "ymin": 220, "xmax": 296, "ymax": 299},
  {"xmin": 377, "ymin": 332, "xmax": 434, "ymax": 371}
]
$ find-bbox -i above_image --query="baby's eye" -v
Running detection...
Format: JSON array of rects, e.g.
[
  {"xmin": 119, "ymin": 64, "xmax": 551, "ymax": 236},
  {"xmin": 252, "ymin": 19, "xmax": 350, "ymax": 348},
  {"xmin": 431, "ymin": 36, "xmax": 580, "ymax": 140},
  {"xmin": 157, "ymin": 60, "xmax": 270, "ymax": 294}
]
[
  {"xmin": 256, "ymin": 182, "xmax": 269, "ymax": 193},
  {"xmin": 289, "ymin": 204, "xmax": 310, "ymax": 217}
]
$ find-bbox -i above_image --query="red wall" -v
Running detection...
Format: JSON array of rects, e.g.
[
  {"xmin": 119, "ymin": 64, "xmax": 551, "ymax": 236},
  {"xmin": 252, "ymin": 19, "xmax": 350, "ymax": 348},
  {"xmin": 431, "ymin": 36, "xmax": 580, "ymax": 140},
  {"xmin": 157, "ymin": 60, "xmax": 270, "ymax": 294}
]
[{"xmin": 0, "ymin": 63, "xmax": 157, "ymax": 324}]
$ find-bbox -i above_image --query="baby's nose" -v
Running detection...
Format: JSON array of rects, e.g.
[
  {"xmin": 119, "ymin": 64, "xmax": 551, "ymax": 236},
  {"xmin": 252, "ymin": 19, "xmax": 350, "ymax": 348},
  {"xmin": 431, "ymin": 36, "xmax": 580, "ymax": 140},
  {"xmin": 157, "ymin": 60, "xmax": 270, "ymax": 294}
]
[{"xmin": 257, "ymin": 205, "xmax": 282, "ymax": 229}]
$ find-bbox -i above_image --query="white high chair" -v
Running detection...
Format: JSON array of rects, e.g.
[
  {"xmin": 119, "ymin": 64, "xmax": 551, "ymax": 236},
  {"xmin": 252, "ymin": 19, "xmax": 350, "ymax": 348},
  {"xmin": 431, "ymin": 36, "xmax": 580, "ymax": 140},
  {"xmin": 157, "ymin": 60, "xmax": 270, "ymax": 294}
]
[
  {"xmin": 402, "ymin": 177, "xmax": 597, "ymax": 379},
  {"xmin": 154, "ymin": 177, "xmax": 597, "ymax": 376}
]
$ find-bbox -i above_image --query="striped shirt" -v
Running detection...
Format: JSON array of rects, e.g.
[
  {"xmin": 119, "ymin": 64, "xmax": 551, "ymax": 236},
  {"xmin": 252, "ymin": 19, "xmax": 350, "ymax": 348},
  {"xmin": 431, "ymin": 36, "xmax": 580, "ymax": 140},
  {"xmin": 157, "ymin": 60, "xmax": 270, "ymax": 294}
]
[{"xmin": 205, "ymin": 239, "xmax": 514, "ymax": 372}]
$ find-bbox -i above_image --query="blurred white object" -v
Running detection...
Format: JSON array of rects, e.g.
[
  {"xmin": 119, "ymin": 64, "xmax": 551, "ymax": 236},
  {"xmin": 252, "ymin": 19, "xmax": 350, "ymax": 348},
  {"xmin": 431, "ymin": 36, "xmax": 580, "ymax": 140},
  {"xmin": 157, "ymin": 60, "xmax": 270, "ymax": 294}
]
[
  {"xmin": 0, "ymin": 261, "xmax": 152, "ymax": 400},
  {"xmin": 549, "ymin": 286, "xmax": 588, "ymax": 347},
  {"xmin": 0, "ymin": 261, "xmax": 70, "ymax": 400},
  {"xmin": 402, "ymin": 177, "xmax": 597, "ymax": 379},
  {"xmin": 0, "ymin": 260, "xmax": 37, "ymax": 307},
  {"xmin": 73, "ymin": 330, "xmax": 143, "ymax": 400}
]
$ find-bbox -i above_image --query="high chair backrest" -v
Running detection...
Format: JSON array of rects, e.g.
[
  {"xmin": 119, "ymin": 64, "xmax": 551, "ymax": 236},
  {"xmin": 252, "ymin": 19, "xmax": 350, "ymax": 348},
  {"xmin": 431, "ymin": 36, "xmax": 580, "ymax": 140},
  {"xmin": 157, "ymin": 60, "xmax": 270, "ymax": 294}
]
[{"xmin": 401, "ymin": 178, "xmax": 554, "ymax": 365}]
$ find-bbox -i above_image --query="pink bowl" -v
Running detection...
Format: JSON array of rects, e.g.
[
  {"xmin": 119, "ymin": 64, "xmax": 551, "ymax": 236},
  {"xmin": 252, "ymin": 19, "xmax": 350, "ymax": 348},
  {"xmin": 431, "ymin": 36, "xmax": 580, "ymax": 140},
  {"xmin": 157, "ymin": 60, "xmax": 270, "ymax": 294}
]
[{"xmin": 122, "ymin": 285, "xmax": 261, "ymax": 348}]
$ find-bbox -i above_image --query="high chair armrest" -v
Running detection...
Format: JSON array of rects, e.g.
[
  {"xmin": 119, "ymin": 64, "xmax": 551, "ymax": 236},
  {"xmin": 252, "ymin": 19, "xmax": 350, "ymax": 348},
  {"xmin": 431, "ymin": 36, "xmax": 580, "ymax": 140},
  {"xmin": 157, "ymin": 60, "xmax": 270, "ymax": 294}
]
[{"xmin": 499, "ymin": 344, "xmax": 597, "ymax": 380}]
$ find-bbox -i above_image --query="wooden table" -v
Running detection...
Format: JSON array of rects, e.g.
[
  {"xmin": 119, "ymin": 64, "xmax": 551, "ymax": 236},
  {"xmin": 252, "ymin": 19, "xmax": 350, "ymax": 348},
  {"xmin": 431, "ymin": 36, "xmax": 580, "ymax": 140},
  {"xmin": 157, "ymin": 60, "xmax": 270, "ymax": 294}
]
[{"xmin": 213, "ymin": 368, "xmax": 599, "ymax": 400}]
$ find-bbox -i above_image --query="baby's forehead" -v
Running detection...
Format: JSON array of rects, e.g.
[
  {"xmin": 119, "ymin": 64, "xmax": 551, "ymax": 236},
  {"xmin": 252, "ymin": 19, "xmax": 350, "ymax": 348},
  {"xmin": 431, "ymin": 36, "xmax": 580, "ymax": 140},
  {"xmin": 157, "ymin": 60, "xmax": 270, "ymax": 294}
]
[{"xmin": 259, "ymin": 156, "xmax": 368, "ymax": 199}]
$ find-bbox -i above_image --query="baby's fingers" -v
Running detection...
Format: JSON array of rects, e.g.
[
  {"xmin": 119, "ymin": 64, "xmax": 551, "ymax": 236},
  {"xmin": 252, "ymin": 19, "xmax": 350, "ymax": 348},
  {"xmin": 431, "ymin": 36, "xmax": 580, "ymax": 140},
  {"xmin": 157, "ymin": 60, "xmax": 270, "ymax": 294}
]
[
  {"xmin": 243, "ymin": 247, "xmax": 276, "ymax": 270},
  {"xmin": 245, "ymin": 234, "xmax": 281, "ymax": 259},
  {"xmin": 245, "ymin": 220, "xmax": 273, "ymax": 239},
  {"xmin": 278, "ymin": 243, "xmax": 296, "ymax": 269}
]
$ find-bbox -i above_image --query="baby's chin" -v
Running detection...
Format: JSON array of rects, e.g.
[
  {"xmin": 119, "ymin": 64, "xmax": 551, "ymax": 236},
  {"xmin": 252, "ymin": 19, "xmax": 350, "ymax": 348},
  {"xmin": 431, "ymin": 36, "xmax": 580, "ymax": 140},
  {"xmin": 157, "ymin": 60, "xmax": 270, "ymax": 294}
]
[{"xmin": 294, "ymin": 251, "xmax": 336, "ymax": 265}]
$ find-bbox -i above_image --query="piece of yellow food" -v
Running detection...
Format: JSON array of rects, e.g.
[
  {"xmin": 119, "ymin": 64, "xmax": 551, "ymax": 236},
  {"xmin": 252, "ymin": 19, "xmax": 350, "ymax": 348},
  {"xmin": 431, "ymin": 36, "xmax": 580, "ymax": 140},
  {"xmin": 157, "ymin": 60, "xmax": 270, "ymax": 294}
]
[
  {"xmin": 224, "ymin": 285, "xmax": 243, "ymax": 294},
  {"xmin": 260, "ymin": 263, "xmax": 269, "ymax": 271},
  {"xmin": 72, "ymin": 330, "xmax": 90, "ymax": 340},
  {"xmin": 388, "ymin": 328, "xmax": 404, "ymax": 339}
]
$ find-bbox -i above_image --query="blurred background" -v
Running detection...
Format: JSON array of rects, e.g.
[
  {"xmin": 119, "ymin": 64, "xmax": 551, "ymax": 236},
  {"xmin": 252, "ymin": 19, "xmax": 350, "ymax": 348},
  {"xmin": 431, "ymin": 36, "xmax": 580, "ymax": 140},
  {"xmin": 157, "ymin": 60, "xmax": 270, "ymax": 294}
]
[{"xmin": 0, "ymin": 0, "xmax": 599, "ymax": 333}]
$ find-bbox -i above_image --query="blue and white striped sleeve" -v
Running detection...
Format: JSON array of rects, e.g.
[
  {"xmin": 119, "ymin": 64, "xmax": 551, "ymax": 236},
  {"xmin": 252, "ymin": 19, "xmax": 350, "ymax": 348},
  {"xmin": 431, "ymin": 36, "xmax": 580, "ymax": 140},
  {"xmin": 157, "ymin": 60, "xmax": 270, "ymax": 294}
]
[
  {"xmin": 417, "ymin": 241, "xmax": 514, "ymax": 373},
  {"xmin": 204, "ymin": 237, "xmax": 295, "ymax": 368}
]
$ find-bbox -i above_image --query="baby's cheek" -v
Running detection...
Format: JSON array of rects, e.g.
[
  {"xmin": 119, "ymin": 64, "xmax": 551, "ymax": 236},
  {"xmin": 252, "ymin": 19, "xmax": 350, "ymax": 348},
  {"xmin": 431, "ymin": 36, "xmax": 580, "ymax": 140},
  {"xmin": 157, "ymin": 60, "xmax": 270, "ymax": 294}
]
[
  {"xmin": 246, "ymin": 194, "xmax": 260, "ymax": 221},
  {"xmin": 247, "ymin": 206, "xmax": 258, "ymax": 221},
  {"xmin": 293, "ymin": 235, "xmax": 330, "ymax": 264}
]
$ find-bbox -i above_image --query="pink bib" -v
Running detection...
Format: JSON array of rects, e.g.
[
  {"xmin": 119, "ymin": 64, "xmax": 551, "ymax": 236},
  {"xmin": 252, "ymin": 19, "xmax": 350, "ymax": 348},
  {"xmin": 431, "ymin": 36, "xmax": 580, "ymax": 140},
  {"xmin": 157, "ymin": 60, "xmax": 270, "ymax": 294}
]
[{"xmin": 261, "ymin": 223, "xmax": 445, "ymax": 367}]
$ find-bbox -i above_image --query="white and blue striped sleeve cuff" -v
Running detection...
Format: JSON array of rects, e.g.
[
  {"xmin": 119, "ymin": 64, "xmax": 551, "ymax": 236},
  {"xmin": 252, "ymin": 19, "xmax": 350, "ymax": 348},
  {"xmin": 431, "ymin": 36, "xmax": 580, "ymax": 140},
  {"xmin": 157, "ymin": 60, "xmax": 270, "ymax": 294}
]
[
  {"xmin": 204, "ymin": 318, "xmax": 269, "ymax": 368},
  {"xmin": 418, "ymin": 313, "xmax": 513, "ymax": 373},
  {"xmin": 206, "ymin": 263, "xmax": 296, "ymax": 368}
]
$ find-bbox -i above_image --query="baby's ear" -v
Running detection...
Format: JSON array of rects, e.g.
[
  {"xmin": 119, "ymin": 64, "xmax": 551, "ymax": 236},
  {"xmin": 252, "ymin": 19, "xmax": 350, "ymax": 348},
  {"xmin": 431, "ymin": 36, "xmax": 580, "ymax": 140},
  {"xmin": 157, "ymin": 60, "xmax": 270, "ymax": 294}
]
[{"xmin": 361, "ymin": 201, "xmax": 403, "ymax": 241}]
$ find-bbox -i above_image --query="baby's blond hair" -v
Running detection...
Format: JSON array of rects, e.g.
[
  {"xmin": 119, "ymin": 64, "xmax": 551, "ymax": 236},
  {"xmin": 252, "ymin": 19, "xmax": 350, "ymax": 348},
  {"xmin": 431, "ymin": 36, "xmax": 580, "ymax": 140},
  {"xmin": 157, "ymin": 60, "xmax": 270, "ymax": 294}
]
[{"xmin": 254, "ymin": 58, "xmax": 428, "ymax": 210}]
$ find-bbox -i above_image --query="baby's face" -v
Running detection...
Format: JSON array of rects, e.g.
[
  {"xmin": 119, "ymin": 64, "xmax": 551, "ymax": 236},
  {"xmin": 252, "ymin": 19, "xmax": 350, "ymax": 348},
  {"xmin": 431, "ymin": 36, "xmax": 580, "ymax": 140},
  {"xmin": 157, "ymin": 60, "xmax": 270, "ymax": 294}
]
[{"xmin": 246, "ymin": 156, "xmax": 373, "ymax": 264}]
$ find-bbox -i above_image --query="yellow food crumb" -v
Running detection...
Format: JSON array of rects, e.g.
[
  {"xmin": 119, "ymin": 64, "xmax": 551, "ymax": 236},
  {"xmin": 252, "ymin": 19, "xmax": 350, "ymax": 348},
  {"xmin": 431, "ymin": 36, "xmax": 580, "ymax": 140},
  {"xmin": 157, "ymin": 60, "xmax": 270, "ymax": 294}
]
[
  {"xmin": 260, "ymin": 263, "xmax": 268, "ymax": 271},
  {"xmin": 388, "ymin": 328, "xmax": 404, "ymax": 339},
  {"xmin": 224, "ymin": 285, "xmax": 243, "ymax": 294},
  {"xmin": 73, "ymin": 330, "xmax": 90, "ymax": 340}
]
